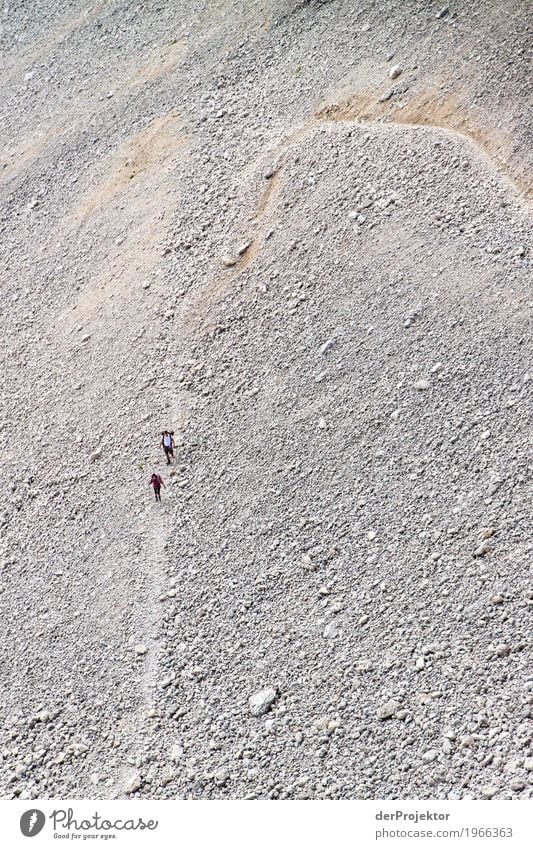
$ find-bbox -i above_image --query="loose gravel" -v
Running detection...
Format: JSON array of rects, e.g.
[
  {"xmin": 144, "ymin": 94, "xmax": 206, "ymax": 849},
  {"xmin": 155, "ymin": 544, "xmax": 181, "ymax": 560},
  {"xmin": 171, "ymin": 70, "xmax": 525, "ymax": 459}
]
[{"xmin": 0, "ymin": 0, "xmax": 531, "ymax": 801}]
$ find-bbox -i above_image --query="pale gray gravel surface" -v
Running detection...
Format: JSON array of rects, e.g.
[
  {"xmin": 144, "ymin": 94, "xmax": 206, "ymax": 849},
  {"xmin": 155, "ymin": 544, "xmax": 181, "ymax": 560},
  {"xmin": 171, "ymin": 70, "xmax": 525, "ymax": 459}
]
[{"xmin": 0, "ymin": 0, "xmax": 531, "ymax": 800}]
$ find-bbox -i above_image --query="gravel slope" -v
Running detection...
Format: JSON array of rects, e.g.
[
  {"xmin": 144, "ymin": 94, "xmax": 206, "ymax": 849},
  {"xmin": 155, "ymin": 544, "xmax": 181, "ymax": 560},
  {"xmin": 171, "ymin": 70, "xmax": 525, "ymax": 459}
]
[{"xmin": 0, "ymin": 0, "xmax": 531, "ymax": 800}]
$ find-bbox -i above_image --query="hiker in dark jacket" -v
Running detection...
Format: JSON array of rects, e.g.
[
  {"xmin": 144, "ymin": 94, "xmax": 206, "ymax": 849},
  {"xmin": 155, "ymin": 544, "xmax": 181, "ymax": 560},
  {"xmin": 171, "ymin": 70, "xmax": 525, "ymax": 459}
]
[
  {"xmin": 160, "ymin": 431, "xmax": 175, "ymax": 465},
  {"xmin": 149, "ymin": 472, "xmax": 165, "ymax": 502}
]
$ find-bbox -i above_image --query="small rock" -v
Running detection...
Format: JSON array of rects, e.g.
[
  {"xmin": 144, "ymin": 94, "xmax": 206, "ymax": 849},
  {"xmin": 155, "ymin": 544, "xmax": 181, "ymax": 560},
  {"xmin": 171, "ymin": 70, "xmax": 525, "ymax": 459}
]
[
  {"xmin": 214, "ymin": 768, "xmax": 229, "ymax": 786},
  {"xmin": 377, "ymin": 699, "xmax": 400, "ymax": 720},
  {"xmin": 134, "ymin": 644, "xmax": 147, "ymax": 655},
  {"xmin": 510, "ymin": 778, "xmax": 526, "ymax": 791},
  {"xmin": 222, "ymin": 255, "xmax": 237, "ymax": 267},
  {"xmin": 124, "ymin": 773, "xmax": 142, "ymax": 794},
  {"xmin": 323, "ymin": 621, "xmax": 341, "ymax": 639},
  {"xmin": 422, "ymin": 750, "xmax": 438, "ymax": 763},
  {"xmin": 238, "ymin": 240, "xmax": 252, "ymax": 256},
  {"xmin": 35, "ymin": 710, "xmax": 50, "ymax": 723},
  {"xmin": 89, "ymin": 448, "xmax": 102, "ymax": 462},
  {"xmin": 474, "ymin": 541, "xmax": 490, "ymax": 558},
  {"xmin": 487, "ymin": 478, "xmax": 503, "ymax": 495},
  {"xmin": 413, "ymin": 378, "xmax": 430, "ymax": 390},
  {"xmin": 480, "ymin": 787, "xmax": 497, "ymax": 799},
  {"xmin": 494, "ymin": 644, "xmax": 511, "ymax": 657},
  {"xmin": 389, "ymin": 65, "xmax": 403, "ymax": 80},
  {"xmin": 436, "ymin": 5, "xmax": 449, "ymax": 18},
  {"xmin": 301, "ymin": 553, "xmax": 317, "ymax": 571},
  {"xmin": 249, "ymin": 686, "xmax": 278, "ymax": 717},
  {"xmin": 319, "ymin": 338, "xmax": 336, "ymax": 355},
  {"xmin": 316, "ymin": 716, "xmax": 339, "ymax": 735},
  {"xmin": 161, "ymin": 768, "xmax": 174, "ymax": 786},
  {"xmin": 170, "ymin": 744, "xmax": 184, "ymax": 763},
  {"xmin": 442, "ymin": 738, "xmax": 453, "ymax": 755}
]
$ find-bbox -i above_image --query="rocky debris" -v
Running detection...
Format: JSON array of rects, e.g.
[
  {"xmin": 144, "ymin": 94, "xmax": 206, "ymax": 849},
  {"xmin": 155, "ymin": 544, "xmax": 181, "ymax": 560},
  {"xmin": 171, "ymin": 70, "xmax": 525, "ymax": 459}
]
[
  {"xmin": 249, "ymin": 687, "xmax": 278, "ymax": 717},
  {"xmin": 0, "ymin": 0, "xmax": 530, "ymax": 807}
]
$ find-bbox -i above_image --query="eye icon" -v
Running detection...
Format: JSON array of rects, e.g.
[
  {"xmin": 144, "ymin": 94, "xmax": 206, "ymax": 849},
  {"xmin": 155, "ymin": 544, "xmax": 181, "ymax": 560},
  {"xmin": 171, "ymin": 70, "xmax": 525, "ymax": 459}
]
[{"xmin": 20, "ymin": 809, "xmax": 46, "ymax": 837}]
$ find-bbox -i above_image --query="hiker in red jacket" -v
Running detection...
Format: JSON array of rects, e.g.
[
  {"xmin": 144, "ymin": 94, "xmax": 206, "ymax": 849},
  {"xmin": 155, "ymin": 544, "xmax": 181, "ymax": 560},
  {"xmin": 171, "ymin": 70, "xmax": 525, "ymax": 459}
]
[{"xmin": 149, "ymin": 472, "xmax": 165, "ymax": 502}]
